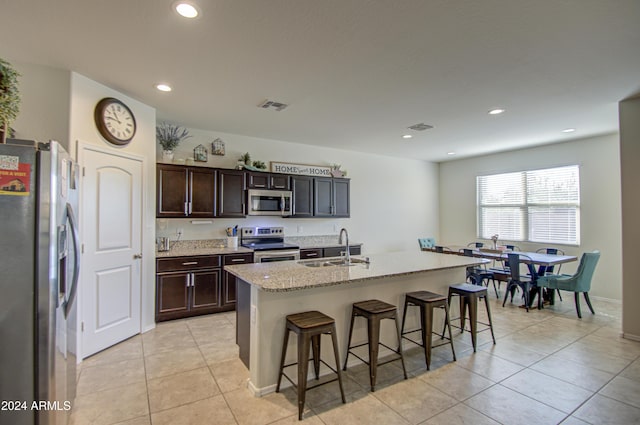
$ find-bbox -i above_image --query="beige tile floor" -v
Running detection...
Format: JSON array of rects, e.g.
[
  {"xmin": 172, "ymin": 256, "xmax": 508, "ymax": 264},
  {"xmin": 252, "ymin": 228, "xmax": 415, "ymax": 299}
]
[{"xmin": 70, "ymin": 294, "xmax": 640, "ymax": 425}]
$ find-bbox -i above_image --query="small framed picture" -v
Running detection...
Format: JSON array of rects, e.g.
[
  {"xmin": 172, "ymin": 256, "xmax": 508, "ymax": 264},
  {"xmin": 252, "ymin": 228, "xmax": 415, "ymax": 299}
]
[
  {"xmin": 194, "ymin": 144, "xmax": 208, "ymax": 162},
  {"xmin": 212, "ymin": 138, "xmax": 225, "ymax": 156}
]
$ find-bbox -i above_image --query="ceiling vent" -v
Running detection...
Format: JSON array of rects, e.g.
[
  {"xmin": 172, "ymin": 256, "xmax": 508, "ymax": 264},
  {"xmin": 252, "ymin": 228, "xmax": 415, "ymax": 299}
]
[
  {"xmin": 258, "ymin": 99, "xmax": 289, "ymax": 111},
  {"xmin": 408, "ymin": 123, "xmax": 434, "ymax": 131}
]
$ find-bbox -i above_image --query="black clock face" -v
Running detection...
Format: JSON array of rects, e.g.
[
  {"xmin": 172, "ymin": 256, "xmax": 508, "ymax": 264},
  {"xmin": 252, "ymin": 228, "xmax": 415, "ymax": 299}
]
[{"xmin": 95, "ymin": 98, "xmax": 137, "ymax": 145}]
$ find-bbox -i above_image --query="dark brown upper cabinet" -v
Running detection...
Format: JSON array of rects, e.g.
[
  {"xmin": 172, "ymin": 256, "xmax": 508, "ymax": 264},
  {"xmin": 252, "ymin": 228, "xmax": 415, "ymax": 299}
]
[
  {"xmin": 314, "ymin": 177, "xmax": 350, "ymax": 218},
  {"xmin": 157, "ymin": 164, "xmax": 216, "ymax": 218},
  {"xmin": 247, "ymin": 172, "xmax": 290, "ymax": 190},
  {"xmin": 217, "ymin": 170, "xmax": 247, "ymax": 217},
  {"xmin": 290, "ymin": 175, "xmax": 314, "ymax": 217}
]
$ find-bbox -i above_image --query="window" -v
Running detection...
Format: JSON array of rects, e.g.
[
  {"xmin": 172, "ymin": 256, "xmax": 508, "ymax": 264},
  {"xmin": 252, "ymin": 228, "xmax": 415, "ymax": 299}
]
[{"xmin": 477, "ymin": 165, "xmax": 580, "ymax": 245}]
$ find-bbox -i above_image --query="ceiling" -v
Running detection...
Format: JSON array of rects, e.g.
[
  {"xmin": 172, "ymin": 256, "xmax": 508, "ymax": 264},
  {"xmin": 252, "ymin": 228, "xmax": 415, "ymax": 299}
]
[{"xmin": 1, "ymin": 0, "xmax": 639, "ymax": 162}]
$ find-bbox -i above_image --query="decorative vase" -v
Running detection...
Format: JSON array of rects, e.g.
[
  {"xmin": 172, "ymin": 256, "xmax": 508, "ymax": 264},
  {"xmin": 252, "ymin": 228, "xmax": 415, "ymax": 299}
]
[{"xmin": 162, "ymin": 150, "xmax": 174, "ymax": 162}]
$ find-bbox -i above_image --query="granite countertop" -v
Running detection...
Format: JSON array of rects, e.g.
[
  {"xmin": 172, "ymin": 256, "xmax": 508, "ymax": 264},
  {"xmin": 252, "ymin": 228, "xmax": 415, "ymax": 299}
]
[
  {"xmin": 224, "ymin": 250, "xmax": 488, "ymax": 292},
  {"xmin": 156, "ymin": 240, "xmax": 253, "ymax": 258}
]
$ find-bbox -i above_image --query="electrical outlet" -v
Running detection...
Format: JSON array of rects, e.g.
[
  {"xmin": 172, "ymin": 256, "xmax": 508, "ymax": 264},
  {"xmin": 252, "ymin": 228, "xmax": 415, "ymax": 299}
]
[
  {"xmin": 333, "ymin": 224, "xmax": 339, "ymax": 233},
  {"xmin": 297, "ymin": 225, "xmax": 303, "ymax": 233},
  {"xmin": 251, "ymin": 305, "xmax": 257, "ymax": 324}
]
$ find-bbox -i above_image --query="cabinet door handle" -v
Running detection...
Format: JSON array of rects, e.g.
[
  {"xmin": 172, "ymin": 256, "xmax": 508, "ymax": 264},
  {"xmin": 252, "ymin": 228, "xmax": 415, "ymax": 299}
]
[
  {"xmin": 184, "ymin": 202, "xmax": 188, "ymax": 216},
  {"xmin": 306, "ymin": 253, "xmax": 318, "ymax": 257},
  {"xmin": 190, "ymin": 273, "xmax": 195, "ymax": 287},
  {"xmin": 188, "ymin": 202, "xmax": 193, "ymax": 214},
  {"xmin": 231, "ymin": 258, "xmax": 245, "ymax": 262},
  {"xmin": 182, "ymin": 261, "xmax": 198, "ymax": 266},
  {"xmin": 185, "ymin": 274, "xmax": 191, "ymax": 288},
  {"xmin": 133, "ymin": 253, "xmax": 143, "ymax": 259}
]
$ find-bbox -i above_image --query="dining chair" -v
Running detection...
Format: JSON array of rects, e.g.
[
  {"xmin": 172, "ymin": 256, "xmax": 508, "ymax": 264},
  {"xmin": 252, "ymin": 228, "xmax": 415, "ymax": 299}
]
[
  {"xmin": 504, "ymin": 244, "xmax": 520, "ymax": 251},
  {"xmin": 459, "ymin": 248, "xmax": 499, "ymax": 296},
  {"xmin": 502, "ymin": 253, "xmax": 537, "ymax": 312},
  {"xmin": 418, "ymin": 238, "xmax": 436, "ymax": 251},
  {"xmin": 435, "ymin": 245, "xmax": 454, "ymax": 254},
  {"xmin": 536, "ymin": 251, "xmax": 600, "ymax": 318},
  {"xmin": 535, "ymin": 247, "xmax": 566, "ymax": 302},
  {"xmin": 467, "ymin": 242, "xmax": 485, "ymax": 248}
]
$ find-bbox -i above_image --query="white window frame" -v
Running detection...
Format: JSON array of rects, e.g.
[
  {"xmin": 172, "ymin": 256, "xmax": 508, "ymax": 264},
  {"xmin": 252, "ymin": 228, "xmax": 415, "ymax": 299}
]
[{"xmin": 476, "ymin": 165, "xmax": 580, "ymax": 246}]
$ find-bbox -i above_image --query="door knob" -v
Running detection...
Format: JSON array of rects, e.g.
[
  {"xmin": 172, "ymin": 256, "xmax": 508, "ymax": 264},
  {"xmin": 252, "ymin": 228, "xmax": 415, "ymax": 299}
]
[{"xmin": 133, "ymin": 253, "xmax": 143, "ymax": 259}]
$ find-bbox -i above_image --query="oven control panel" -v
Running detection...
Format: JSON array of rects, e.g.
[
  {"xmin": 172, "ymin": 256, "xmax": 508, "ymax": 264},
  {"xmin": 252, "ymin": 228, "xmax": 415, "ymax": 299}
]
[{"xmin": 241, "ymin": 227, "xmax": 284, "ymax": 238}]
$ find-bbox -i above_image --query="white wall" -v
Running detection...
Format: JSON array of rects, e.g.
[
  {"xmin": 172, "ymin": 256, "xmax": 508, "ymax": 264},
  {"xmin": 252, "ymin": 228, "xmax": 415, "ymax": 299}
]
[
  {"xmin": 439, "ymin": 134, "xmax": 622, "ymax": 301},
  {"xmin": 69, "ymin": 73, "xmax": 157, "ymax": 338},
  {"xmin": 619, "ymin": 96, "xmax": 640, "ymax": 339},
  {"xmin": 12, "ymin": 62, "xmax": 70, "ymax": 145},
  {"xmin": 157, "ymin": 127, "xmax": 440, "ymax": 254}
]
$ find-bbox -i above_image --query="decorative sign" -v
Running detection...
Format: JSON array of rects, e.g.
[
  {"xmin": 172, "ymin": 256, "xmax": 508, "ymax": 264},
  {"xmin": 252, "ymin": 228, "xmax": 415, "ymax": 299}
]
[
  {"xmin": 194, "ymin": 144, "xmax": 208, "ymax": 162},
  {"xmin": 270, "ymin": 162, "xmax": 332, "ymax": 177},
  {"xmin": 211, "ymin": 138, "xmax": 225, "ymax": 156},
  {"xmin": 0, "ymin": 158, "xmax": 31, "ymax": 196}
]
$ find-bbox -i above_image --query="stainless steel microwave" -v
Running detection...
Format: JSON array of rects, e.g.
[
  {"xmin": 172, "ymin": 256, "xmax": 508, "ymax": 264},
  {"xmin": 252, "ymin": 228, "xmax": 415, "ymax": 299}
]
[{"xmin": 247, "ymin": 189, "xmax": 293, "ymax": 216}]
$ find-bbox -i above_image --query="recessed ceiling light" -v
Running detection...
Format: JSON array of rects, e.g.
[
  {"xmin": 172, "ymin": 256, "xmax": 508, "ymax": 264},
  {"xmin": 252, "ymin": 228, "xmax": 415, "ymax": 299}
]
[
  {"xmin": 561, "ymin": 128, "xmax": 576, "ymax": 133},
  {"xmin": 156, "ymin": 84, "xmax": 172, "ymax": 92},
  {"xmin": 447, "ymin": 152, "xmax": 456, "ymax": 156},
  {"xmin": 488, "ymin": 108, "xmax": 505, "ymax": 115},
  {"xmin": 174, "ymin": 2, "xmax": 199, "ymax": 18},
  {"xmin": 402, "ymin": 134, "xmax": 413, "ymax": 139}
]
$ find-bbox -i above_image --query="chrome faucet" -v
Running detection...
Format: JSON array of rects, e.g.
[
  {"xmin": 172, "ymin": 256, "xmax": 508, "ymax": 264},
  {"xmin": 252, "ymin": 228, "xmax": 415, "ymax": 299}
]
[{"xmin": 339, "ymin": 228, "xmax": 351, "ymax": 264}]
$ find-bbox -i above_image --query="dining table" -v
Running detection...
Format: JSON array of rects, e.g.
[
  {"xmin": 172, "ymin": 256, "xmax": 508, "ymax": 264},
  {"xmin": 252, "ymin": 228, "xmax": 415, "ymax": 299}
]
[{"xmin": 423, "ymin": 245, "xmax": 578, "ymax": 308}]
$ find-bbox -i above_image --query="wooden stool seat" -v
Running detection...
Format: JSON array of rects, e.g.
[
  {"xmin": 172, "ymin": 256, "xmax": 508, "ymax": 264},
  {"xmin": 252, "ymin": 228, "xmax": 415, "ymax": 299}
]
[
  {"xmin": 277, "ymin": 311, "xmax": 345, "ymax": 420},
  {"xmin": 401, "ymin": 290, "xmax": 456, "ymax": 370},
  {"xmin": 343, "ymin": 299, "xmax": 407, "ymax": 392},
  {"xmin": 445, "ymin": 283, "xmax": 496, "ymax": 352}
]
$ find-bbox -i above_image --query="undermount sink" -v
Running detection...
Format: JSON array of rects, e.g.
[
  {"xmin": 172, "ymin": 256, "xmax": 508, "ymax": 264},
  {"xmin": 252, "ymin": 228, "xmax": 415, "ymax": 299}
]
[{"xmin": 299, "ymin": 257, "xmax": 369, "ymax": 268}]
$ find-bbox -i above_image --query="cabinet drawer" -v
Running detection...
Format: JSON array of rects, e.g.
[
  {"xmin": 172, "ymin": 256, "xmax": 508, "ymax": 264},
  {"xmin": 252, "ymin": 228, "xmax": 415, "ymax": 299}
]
[
  {"xmin": 323, "ymin": 246, "xmax": 361, "ymax": 258},
  {"xmin": 223, "ymin": 253, "xmax": 254, "ymax": 265},
  {"xmin": 157, "ymin": 255, "xmax": 221, "ymax": 272},
  {"xmin": 300, "ymin": 248, "xmax": 323, "ymax": 259}
]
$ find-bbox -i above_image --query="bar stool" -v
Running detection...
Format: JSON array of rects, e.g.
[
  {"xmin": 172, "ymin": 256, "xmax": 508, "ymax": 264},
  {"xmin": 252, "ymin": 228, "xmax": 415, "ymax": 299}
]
[
  {"xmin": 400, "ymin": 291, "xmax": 456, "ymax": 370},
  {"xmin": 276, "ymin": 311, "xmax": 346, "ymax": 420},
  {"xmin": 445, "ymin": 283, "xmax": 496, "ymax": 351},
  {"xmin": 343, "ymin": 299, "xmax": 407, "ymax": 392}
]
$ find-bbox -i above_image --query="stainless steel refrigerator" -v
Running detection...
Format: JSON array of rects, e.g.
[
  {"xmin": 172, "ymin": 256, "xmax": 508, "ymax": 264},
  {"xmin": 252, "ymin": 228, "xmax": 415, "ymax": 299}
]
[{"xmin": 0, "ymin": 140, "xmax": 80, "ymax": 425}]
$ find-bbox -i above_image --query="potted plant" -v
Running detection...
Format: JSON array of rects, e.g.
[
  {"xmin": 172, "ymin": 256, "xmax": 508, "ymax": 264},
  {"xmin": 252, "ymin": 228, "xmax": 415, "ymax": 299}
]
[
  {"xmin": 156, "ymin": 122, "xmax": 191, "ymax": 161},
  {"xmin": 0, "ymin": 58, "xmax": 21, "ymax": 144}
]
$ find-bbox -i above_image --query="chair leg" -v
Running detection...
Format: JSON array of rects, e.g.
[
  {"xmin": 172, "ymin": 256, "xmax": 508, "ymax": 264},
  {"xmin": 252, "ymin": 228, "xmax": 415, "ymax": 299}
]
[
  {"xmin": 556, "ymin": 288, "xmax": 563, "ymax": 302},
  {"xmin": 311, "ymin": 334, "xmax": 321, "ymax": 379},
  {"xmin": 502, "ymin": 283, "xmax": 511, "ymax": 307},
  {"xmin": 343, "ymin": 310, "xmax": 356, "ymax": 371},
  {"xmin": 393, "ymin": 314, "xmax": 408, "ymax": 379},
  {"xmin": 583, "ymin": 292, "xmax": 595, "ymax": 315},
  {"xmin": 492, "ymin": 279, "xmax": 499, "ymax": 298},
  {"xmin": 330, "ymin": 324, "xmax": 346, "ymax": 404},
  {"xmin": 483, "ymin": 295, "xmax": 496, "ymax": 345},
  {"xmin": 276, "ymin": 329, "xmax": 290, "ymax": 392},
  {"xmin": 421, "ymin": 304, "xmax": 431, "ymax": 370},
  {"xmin": 297, "ymin": 333, "xmax": 311, "ymax": 420},
  {"xmin": 443, "ymin": 302, "xmax": 457, "ymax": 360},
  {"xmin": 367, "ymin": 316, "xmax": 380, "ymax": 392},
  {"xmin": 574, "ymin": 292, "xmax": 582, "ymax": 318}
]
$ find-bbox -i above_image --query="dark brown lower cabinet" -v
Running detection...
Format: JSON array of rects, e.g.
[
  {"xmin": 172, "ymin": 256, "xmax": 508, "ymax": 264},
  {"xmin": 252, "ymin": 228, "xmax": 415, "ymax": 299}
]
[
  {"xmin": 222, "ymin": 253, "xmax": 254, "ymax": 310},
  {"xmin": 156, "ymin": 253, "xmax": 253, "ymax": 321},
  {"xmin": 156, "ymin": 255, "xmax": 222, "ymax": 321}
]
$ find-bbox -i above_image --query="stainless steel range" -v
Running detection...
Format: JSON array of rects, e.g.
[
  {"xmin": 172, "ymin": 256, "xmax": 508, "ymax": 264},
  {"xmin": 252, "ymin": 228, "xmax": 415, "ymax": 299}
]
[{"xmin": 240, "ymin": 226, "xmax": 300, "ymax": 263}]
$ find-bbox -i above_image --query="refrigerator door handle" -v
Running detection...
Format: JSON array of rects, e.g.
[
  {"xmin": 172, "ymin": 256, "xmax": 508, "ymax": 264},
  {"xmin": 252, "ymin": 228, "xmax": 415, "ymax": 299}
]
[{"xmin": 63, "ymin": 203, "xmax": 80, "ymax": 319}]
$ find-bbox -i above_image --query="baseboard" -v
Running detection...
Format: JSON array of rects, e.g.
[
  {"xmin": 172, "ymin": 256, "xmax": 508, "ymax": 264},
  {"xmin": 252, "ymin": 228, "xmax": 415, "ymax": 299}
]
[
  {"xmin": 247, "ymin": 379, "xmax": 275, "ymax": 397},
  {"xmin": 246, "ymin": 365, "xmax": 347, "ymax": 397},
  {"xmin": 589, "ymin": 295, "xmax": 622, "ymax": 304},
  {"xmin": 622, "ymin": 333, "xmax": 640, "ymax": 342}
]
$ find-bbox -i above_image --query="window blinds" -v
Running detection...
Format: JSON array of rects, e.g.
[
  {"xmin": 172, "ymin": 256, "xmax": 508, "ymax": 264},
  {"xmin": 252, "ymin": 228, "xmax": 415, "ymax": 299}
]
[{"xmin": 477, "ymin": 165, "xmax": 580, "ymax": 245}]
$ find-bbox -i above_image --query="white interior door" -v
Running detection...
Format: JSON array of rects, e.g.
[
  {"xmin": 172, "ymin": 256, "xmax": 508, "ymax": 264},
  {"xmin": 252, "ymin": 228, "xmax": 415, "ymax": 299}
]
[{"xmin": 80, "ymin": 145, "xmax": 143, "ymax": 358}]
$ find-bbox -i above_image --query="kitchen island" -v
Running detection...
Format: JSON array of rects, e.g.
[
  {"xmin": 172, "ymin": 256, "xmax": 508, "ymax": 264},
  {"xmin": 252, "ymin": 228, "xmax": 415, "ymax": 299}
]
[{"xmin": 225, "ymin": 250, "xmax": 488, "ymax": 396}]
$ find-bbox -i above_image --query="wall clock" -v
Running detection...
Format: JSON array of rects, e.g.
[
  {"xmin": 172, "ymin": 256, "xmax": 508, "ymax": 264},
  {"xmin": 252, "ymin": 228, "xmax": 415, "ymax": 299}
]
[{"xmin": 94, "ymin": 97, "xmax": 137, "ymax": 146}]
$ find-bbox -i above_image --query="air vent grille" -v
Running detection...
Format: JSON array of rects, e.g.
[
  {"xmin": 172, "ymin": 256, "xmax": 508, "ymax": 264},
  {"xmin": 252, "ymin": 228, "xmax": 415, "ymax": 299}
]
[
  {"xmin": 258, "ymin": 99, "xmax": 289, "ymax": 111},
  {"xmin": 408, "ymin": 123, "xmax": 434, "ymax": 131}
]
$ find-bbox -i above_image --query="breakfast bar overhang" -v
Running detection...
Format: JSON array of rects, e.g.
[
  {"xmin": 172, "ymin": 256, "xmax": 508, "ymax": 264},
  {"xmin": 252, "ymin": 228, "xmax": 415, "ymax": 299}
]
[{"xmin": 225, "ymin": 251, "xmax": 489, "ymax": 396}]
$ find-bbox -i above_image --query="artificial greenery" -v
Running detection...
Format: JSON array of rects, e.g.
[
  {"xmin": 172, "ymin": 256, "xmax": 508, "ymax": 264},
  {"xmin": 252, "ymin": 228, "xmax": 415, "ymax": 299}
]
[
  {"xmin": 156, "ymin": 122, "xmax": 191, "ymax": 151},
  {"xmin": 252, "ymin": 160, "xmax": 267, "ymax": 170},
  {"xmin": 0, "ymin": 58, "xmax": 21, "ymax": 138},
  {"xmin": 239, "ymin": 152, "xmax": 251, "ymax": 164}
]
